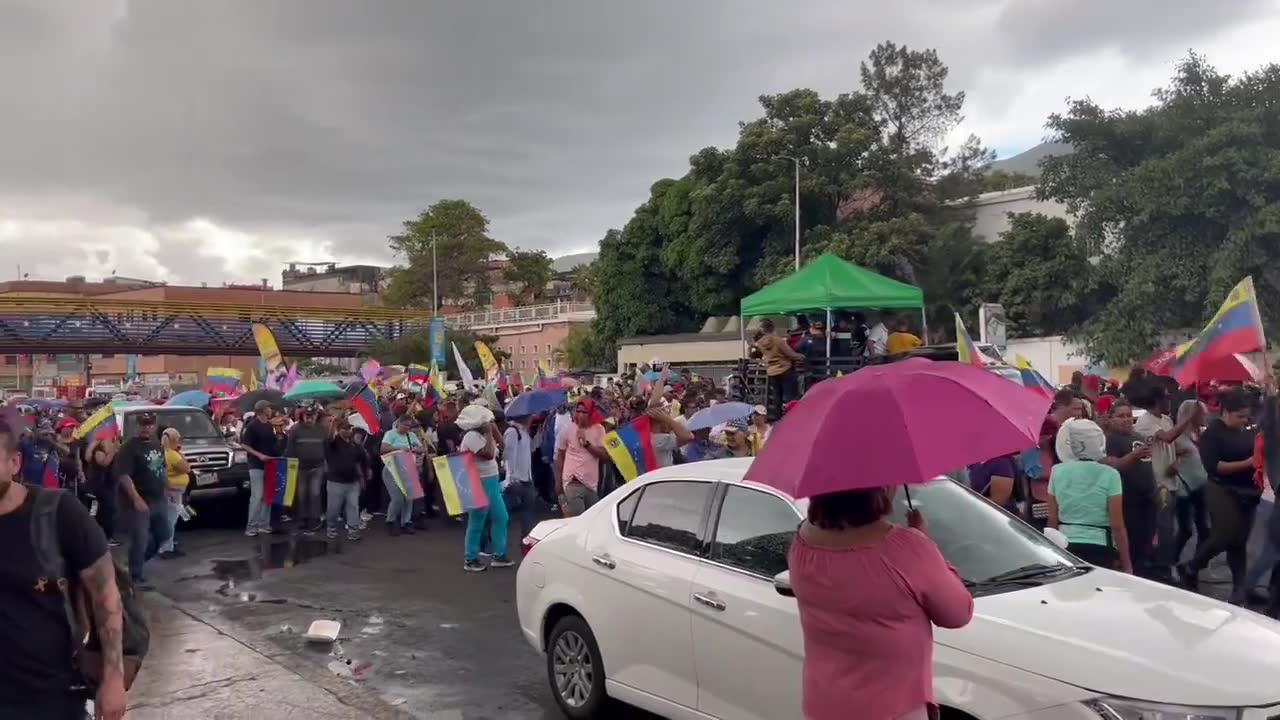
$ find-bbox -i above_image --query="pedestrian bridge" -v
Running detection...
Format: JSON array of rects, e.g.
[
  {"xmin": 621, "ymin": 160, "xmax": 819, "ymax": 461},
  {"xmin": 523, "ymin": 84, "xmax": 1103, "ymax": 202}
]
[{"xmin": 0, "ymin": 296, "xmax": 431, "ymax": 357}]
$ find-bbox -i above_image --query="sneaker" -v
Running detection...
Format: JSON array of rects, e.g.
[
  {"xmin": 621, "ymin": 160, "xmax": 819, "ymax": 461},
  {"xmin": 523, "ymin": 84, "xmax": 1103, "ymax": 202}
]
[
  {"xmin": 244, "ymin": 529, "xmax": 259, "ymax": 538},
  {"xmin": 388, "ymin": 524, "xmax": 402, "ymax": 537},
  {"xmin": 478, "ymin": 550, "xmax": 495, "ymax": 560},
  {"xmin": 1176, "ymin": 563, "xmax": 1199, "ymax": 592},
  {"xmin": 463, "ymin": 559, "xmax": 488, "ymax": 573},
  {"xmin": 108, "ymin": 540, "xmax": 122, "ymax": 547},
  {"xmin": 158, "ymin": 551, "xmax": 178, "ymax": 560},
  {"xmin": 346, "ymin": 530, "xmax": 361, "ymax": 542},
  {"xmin": 489, "ymin": 556, "xmax": 515, "ymax": 568},
  {"xmin": 360, "ymin": 511, "xmax": 373, "ymax": 523},
  {"xmin": 402, "ymin": 525, "xmax": 416, "ymax": 535},
  {"xmin": 326, "ymin": 528, "xmax": 338, "ymax": 540}
]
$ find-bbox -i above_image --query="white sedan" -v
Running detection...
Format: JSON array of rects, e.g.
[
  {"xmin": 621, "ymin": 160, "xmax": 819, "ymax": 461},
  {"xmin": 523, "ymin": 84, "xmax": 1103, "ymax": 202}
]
[{"xmin": 516, "ymin": 458, "xmax": 1280, "ymax": 720}]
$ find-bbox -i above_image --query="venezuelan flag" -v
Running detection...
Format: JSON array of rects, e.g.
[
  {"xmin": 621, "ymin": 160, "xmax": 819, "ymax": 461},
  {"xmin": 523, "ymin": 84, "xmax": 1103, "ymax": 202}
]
[
  {"xmin": 955, "ymin": 313, "xmax": 984, "ymax": 368},
  {"xmin": 382, "ymin": 450, "xmax": 425, "ymax": 500},
  {"xmin": 348, "ymin": 382, "xmax": 381, "ymax": 434},
  {"xmin": 407, "ymin": 363, "xmax": 430, "ymax": 386},
  {"xmin": 1172, "ymin": 276, "xmax": 1267, "ymax": 385},
  {"xmin": 72, "ymin": 404, "xmax": 119, "ymax": 445},
  {"xmin": 431, "ymin": 453, "xmax": 489, "ymax": 516},
  {"xmin": 205, "ymin": 367, "xmax": 242, "ymax": 394},
  {"xmin": 603, "ymin": 416, "xmax": 658, "ymax": 483},
  {"xmin": 1013, "ymin": 354, "xmax": 1056, "ymax": 399},
  {"xmin": 261, "ymin": 457, "xmax": 298, "ymax": 507}
]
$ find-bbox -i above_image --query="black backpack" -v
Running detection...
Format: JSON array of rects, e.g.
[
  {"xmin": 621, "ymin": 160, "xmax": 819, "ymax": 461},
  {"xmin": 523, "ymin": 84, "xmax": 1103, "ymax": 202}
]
[{"xmin": 29, "ymin": 487, "xmax": 150, "ymax": 692}]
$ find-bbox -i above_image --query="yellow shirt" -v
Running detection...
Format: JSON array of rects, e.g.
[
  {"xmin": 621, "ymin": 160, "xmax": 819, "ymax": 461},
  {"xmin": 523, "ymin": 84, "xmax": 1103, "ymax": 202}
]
[
  {"xmin": 886, "ymin": 332, "xmax": 923, "ymax": 355},
  {"xmin": 165, "ymin": 449, "xmax": 189, "ymax": 490}
]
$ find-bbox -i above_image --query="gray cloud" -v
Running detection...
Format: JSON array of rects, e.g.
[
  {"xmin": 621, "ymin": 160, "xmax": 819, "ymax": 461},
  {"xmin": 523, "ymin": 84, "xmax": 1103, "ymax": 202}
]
[{"xmin": 0, "ymin": 0, "xmax": 1273, "ymax": 285}]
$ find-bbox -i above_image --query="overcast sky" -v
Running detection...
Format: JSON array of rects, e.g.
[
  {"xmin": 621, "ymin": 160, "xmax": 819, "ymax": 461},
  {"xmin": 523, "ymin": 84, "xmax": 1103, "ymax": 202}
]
[{"xmin": 1, "ymin": 0, "xmax": 1276, "ymax": 287}]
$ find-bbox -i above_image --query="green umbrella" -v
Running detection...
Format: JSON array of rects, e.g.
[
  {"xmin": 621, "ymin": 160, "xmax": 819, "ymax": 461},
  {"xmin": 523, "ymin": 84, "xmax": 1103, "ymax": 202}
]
[{"xmin": 283, "ymin": 379, "xmax": 345, "ymax": 401}]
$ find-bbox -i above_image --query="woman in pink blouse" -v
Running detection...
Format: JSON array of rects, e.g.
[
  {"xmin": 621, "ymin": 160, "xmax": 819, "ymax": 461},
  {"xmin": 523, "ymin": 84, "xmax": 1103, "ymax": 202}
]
[{"xmin": 788, "ymin": 487, "xmax": 974, "ymax": 720}]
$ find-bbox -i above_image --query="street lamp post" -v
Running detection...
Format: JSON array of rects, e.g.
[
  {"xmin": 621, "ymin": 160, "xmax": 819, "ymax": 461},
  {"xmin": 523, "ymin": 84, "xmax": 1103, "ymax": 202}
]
[
  {"xmin": 430, "ymin": 231, "xmax": 439, "ymax": 315},
  {"xmin": 779, "ymin": 155, "xmax": 801, "ymax": 270}
]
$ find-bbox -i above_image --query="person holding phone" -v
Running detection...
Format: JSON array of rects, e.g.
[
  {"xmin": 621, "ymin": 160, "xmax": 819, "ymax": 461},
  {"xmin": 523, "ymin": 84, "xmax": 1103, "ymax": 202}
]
[{"xmin": 554, "ymin": 398, "xmax": 608, "ymax": 517}]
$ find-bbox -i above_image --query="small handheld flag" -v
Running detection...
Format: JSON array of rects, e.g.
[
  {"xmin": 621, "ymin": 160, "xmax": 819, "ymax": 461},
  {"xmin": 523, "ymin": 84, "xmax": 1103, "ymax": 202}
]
[
  {"xmin": 407, "ymin": 363, "xmax": 430, "ymax": 386},
  {"xmin": 431, "ymin": 453, "xmax": 489, "ymax": 516},
  {"xmin": 72, "ymin": 404, "xmax": 120, "ymax": 445},
  {"xmin": 261, "ymin": 457, "xmax": 299, "ymax": 507},
  {"xmin": 1013, "ymin": 354, "xmax": 1056, "ymax": 399},
  {"xmin": 955, "ymin": 313, "xmax": 984, "ymax": 368},
  {"xmin": 603, "ymin": 416, "xmax": 658, "ymax": 483},
  {"xmin": 348, "ymin": 382, "xmax": 381, "ymax": 434},
  {"xmin": 382, "ymin": 450, "xmax": 425, "ymax": 501},
  {"xmin": 204, "ymin": 367, "xmax": 242, "ymax": 394}
]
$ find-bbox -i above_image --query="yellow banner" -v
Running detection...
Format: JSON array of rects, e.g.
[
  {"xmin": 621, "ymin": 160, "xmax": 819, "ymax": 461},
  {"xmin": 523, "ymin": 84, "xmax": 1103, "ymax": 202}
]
[
  {"xmin": 474, "ymin": 341, "xmax": 500, "ymax": 380},
  {"xmin": 252, "ymin": 323, "xmax": 288, "ymax": 387}
]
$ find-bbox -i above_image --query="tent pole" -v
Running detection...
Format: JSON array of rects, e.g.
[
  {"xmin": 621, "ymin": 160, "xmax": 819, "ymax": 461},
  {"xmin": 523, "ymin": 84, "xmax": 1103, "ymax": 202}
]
[
  {"xmin": 740, "ymin": 313, "xmax": 747, "ymax": 358},
  {"xmin": 826, "ymin": 308, "xmax": 832, "ymax": 377},
  {"xmin": 921, "ymin": 307, "xmax": 929, "ymax": 344}
]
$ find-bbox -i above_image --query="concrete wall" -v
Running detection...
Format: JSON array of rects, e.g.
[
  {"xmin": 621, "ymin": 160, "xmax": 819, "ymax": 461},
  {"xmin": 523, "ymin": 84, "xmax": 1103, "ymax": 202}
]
[
  {"xmin": 969, "ymin": 187, "xmax": 1073, "ymax": 243},
  {"xmin": 617, "ymin": 335, "xmax": 743, "ymax": 372}
]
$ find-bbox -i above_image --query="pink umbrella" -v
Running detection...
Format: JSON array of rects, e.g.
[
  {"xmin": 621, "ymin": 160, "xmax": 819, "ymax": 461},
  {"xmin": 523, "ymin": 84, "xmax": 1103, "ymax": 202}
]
[{"xmin": 743, "ymin": 358, "xmax": 1050, "ymax": 498}]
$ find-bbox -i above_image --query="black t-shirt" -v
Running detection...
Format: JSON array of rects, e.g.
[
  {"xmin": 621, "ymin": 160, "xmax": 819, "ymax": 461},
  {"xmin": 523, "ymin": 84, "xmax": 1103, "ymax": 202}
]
[
  {"xmin": 113, "ymin": 436, "xmax": 166, "ymax": 502},
  {"xmin": 326, "ymin": 437, "xmax": 367, "ymax": 484},
  {"xmin": 0, "ymin": 487, "xmax": 109, "ymax": 702},
  {"xmin": 242, "ymin": 419, "xmax": 280, "ymax": 469},
  {"xmin": 438, "ymin": 420, "xmax": 463, "ymax": 454},
  {"xmin": 1105, "ymin": 431, "xmax": 1157, "ymax": 510},
  {"xmin": 1200, "ymin": 418, "xmax": 1257, "ymax": 490}
]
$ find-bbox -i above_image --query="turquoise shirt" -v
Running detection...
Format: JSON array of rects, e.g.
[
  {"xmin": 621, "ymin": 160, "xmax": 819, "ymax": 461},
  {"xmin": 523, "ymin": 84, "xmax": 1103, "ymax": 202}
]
[{"xmin": 1049, "ymin": 461, "xmax": 1122, "ymax": 547}]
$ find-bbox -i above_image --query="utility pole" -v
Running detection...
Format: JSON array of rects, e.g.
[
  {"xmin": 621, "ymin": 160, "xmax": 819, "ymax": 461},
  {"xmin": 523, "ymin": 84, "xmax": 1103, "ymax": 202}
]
[{"xmin": 431, "ymin": 231, "xmax": 439, "ymax": 315}]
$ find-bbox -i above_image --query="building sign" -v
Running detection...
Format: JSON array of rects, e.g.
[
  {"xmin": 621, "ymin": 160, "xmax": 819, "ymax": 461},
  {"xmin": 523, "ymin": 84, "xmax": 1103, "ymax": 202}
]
[
  {"xmin": 979, "ymin": 303, "xmax": 1008, "ymax": 357},
  {"xmin": 143, "ymin": 373, "xmax": 171, "ymax": 386}
]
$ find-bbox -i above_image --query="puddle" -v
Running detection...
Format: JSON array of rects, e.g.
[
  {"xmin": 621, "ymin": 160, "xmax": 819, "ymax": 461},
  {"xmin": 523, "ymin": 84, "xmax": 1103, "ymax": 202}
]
[{"xmin": 207, "ymin": 538, "xmax": 333, "ymax": 598}]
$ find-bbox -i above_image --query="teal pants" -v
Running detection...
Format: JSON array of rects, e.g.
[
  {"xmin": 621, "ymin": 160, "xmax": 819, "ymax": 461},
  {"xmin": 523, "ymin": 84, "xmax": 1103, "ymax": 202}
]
[{"xmin": 465, "ymin": 476, "xmax": 508, "ymax": 561}]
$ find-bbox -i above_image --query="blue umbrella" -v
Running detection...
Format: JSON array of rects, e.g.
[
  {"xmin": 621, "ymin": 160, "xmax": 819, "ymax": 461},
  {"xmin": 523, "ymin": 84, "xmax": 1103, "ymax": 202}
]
[
  {"xmin": 168, "ymin": 390, "xmax": 211, "ymax": 408},
  {"xmin": 30, "ymin": 398, "xmax": 66, "ymax": 410},
  {"xmin": 505, "ymin": 389, "xmax": 568, "ymax": 419},
  {"xmin": 686, "ymin": 401, "xmax": 753, "ymax": 432}
]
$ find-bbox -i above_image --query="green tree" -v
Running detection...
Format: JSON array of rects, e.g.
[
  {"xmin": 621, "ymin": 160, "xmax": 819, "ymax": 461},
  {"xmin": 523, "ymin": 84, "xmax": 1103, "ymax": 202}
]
[
  {"xmin": 860, "ymin": 41, "xmax": 964, "ymax": 163},
  {"xmin": 384, "ymin": 199, "xmax": 507, "ymax": 309},
  {"xmin": 1037, "ymin": 53, "xmax": 1280, "ymax": 363},
  {"xmin": 981, "ymin": 169, "xmax": 1038, "ymax": 193},
  {"xmin": 558, "ymin": 323, "xmax": 612, "ymax": 369},
  {"xmin": 504, "ymin": 248, "xmax": 554, "ymax": 305},
  {"xmin": 981, "ymin": 213, "xmax": 1109, "ymax": 338}
]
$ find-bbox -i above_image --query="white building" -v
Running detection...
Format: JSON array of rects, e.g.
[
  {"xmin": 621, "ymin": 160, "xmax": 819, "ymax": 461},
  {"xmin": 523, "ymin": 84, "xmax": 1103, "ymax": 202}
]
[{"xmin": 967, "ymin": 186, "xmax": 1073, "ymax": 243}]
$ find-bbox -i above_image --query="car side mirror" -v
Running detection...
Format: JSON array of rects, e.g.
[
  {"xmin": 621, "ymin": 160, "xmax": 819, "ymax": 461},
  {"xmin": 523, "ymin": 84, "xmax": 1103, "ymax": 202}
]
[
  {"xmin": 773, "ymin": 570, "xmax": 794, "ymax": 598},
  {"xmin": 1043, "ymin": 527, "xmax": 1069, "ymax": 550}
]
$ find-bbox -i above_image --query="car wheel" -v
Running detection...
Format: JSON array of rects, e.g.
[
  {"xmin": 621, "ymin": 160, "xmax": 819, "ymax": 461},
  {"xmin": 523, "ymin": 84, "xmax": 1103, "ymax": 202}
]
[{"xmin": 546, "ymin": 615, "xmax": 606, "ymax": 718}]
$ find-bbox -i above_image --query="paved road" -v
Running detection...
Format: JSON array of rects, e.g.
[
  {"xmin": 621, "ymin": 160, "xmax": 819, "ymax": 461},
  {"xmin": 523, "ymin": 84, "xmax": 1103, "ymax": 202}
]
[{"xmin": 148, "ymin": 503, "xmax": 659, "ymax": 720}]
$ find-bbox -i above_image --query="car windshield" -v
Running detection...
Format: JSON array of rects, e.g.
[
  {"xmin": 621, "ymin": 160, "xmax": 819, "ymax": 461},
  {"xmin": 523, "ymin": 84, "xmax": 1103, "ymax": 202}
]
[
  {"xmin": 124, "ymin": 410, "xmax": 222, "ymax": 440},
  {"xmin": 881, "ymin": 479, "xmax": 1081, "ymax": 586}
]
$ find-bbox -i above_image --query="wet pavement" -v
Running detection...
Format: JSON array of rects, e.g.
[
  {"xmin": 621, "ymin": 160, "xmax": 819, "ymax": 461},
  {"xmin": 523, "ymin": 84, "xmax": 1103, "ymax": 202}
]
[
  {"xmin": 129, "ymin": 599, "xmax": 398, "ymax": 719},
  {"xmin": 142, "ymin": 513, "xmax": 660, "ymax": 720}
]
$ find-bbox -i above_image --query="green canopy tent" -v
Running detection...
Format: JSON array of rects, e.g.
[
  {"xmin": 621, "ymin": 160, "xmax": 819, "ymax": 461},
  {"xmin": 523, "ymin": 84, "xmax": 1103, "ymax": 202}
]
[{"xmin": 738, "ymin": 253, "xmax": 927, "ymax": 358}]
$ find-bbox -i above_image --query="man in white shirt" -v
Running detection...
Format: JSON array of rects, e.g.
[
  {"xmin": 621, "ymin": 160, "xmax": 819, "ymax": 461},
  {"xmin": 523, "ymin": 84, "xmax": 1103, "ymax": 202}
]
[
  {"xmin": 1132, "ymin": 382, "xmax": 1195, "ymax": 582},
  {"xmin": 503, "ymin": 416, "xmax": 536, "ymax": 538},
  {"xmin": 866, "ymin": 313, "xmax": 890, "ymax": 358}
]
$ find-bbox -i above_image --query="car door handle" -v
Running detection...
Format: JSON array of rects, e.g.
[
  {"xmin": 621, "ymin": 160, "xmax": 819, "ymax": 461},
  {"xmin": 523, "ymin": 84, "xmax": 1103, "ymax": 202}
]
[
  {"xmin": 693, "ymin": 592, "xmax": 726, "ymax": 611},
  {"xmin": 591, "ymin": 554, "xmax": 616, "ymax": 570}
]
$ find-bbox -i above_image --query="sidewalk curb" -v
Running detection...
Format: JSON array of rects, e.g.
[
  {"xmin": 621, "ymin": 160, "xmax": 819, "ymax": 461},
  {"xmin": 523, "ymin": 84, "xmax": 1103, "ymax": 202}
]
[{"xmin": 149, "ymin": 592, "xmax": 414, "ymax": 720}]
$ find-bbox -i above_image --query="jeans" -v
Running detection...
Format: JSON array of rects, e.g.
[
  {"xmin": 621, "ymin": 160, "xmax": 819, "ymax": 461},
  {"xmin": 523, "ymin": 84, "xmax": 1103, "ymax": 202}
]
[
  {"xmin": 465, "ymin": 475, "xmax": 509, "ymax": 562},
  {"xmin": 326, "ymin": 481, "xmax": 361, "ymax": 531},
  {"xmin": 382, "ymin": 468, "xmax": 413, "ymax": 527},
  {"xmin": 1174, "ymin": 487, "xmax": 1210, "ymax": 561},
  {"xmin": 1239, "ymin": 500, "xmax": 1277, "ymax": 598},
  {"xmin": 296, "ymin": 465, "xmax": 325, "ymax": 525},
  {"xmin": 159, "ymin": 489, "xmax": 183, "ymax": 553},
  {"xmin": 504, "ymin": 480, "xmax": 537, "ymax": 539},
  {"xmin": 1188, "ymin": 482, "xmax": 1260, "ymax": 592},
  {"xmin": 1149, "ymin": 489, "xmax": 1178, "ymax": 577},
  {"xmin": 246, "ymin": 468, "xmax": 271, "ymax": 532},
  {"xmin": 564, "ymin": 480, "xmax": 599, "ymax": 517},
  {"xmin": 127, "ymin": 499, "xmax": 173, "ymax": 581}
]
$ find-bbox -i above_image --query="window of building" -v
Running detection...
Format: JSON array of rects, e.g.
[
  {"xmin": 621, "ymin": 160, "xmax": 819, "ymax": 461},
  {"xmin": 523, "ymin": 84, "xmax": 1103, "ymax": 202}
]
[
  {"xmin": 2, "ymin": 355, "xmax": 15, "ymax": 366},
  {"xmin": 520, "ymin": 345, "xmax": 526, "ymax": 354},
  {"xmin": 710, "ymin": 487, "xmax": 799, "ymax": 578},
  {"xmin": 546, "ymin": 344, "xmax": 552, "ymax": 353},
  {"xmin": 521, "ymin": 360, "xmax": 527, "ymax": 369},
  {"xmin": 624, "ymin": 481, "xmax": 712, "ymax": 556}
]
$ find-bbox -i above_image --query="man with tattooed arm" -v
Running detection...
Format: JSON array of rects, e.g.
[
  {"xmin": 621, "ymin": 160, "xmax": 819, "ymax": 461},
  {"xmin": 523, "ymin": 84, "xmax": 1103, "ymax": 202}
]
[{"xmin": 0, "ymin": 411, "xmax": 127, "ymax": 719}]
